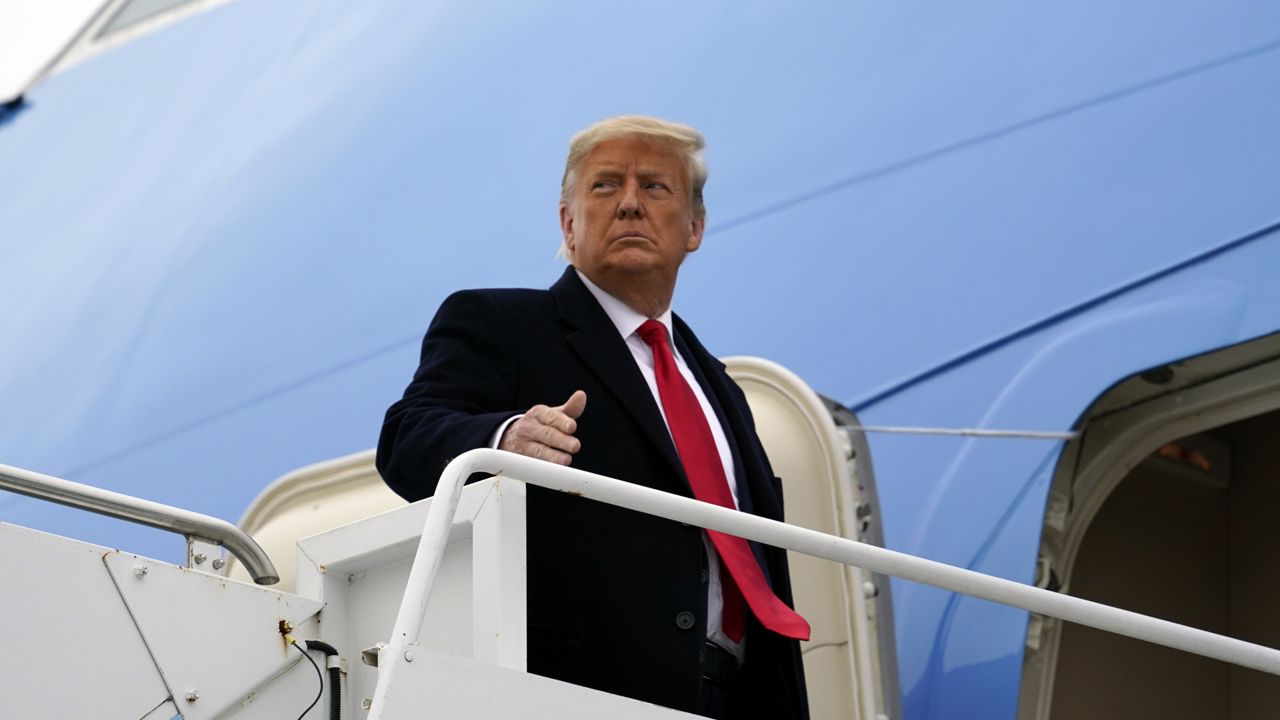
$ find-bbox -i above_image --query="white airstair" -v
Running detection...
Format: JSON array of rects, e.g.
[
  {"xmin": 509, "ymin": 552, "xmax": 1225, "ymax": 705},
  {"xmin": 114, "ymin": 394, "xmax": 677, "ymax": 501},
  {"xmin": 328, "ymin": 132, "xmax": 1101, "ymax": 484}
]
[{"xmin": 4, "ymin": 359, "xmax": 1280, "ymax": 720}]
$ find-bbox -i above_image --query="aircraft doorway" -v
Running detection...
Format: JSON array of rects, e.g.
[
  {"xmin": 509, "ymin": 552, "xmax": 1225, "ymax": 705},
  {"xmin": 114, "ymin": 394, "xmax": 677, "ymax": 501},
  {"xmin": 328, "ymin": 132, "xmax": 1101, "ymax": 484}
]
[
  {"xmin": 1018, "ymin": 334, "xmax": 1280, "ymax": 720},
  {"xmin": 1052, "ymin": 411, "xmax": 1280, "ymax": 718}
]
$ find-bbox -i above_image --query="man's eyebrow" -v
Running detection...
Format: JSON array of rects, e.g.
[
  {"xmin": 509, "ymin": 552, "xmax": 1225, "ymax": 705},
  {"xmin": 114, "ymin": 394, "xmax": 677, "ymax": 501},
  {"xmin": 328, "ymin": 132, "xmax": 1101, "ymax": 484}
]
[
  {"xmin": 584, "ymin": 164, "xmax": 680, "ymax": 185},
  {"xmin": 638, "ymin": 167, "xmax": 680, "ymax": 184},
  {"xmin": 585, "ymin": 168, "xmax": 624, "ymax": 183}
]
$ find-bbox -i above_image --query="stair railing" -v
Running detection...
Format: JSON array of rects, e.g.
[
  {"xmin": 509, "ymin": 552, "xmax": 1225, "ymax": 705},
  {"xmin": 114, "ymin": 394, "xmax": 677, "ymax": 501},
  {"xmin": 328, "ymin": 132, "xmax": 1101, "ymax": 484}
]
[
  {"xmin": 0, "ymin": 462, "xmax": 279, "ymax": 585},
  {"xmin": 363, "ymin": 448, "xmax": 1280, "ymax": 717}
]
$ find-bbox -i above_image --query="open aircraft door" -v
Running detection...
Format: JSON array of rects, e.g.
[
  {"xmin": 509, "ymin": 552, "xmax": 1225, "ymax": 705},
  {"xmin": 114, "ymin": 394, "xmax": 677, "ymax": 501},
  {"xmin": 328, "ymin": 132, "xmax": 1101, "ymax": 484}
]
[{"xmin": 726, "ymin": 357, "xmax": 901, "ymax": 720}]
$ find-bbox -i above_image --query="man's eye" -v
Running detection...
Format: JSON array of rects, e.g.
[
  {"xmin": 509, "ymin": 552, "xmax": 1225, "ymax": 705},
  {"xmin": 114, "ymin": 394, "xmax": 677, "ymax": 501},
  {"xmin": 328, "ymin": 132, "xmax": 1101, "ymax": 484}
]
[
  {"xmin": 644, "ymin": 182, "xmax": 669, "ymax": 191},
  {"xmin": 591, "ymin": 181, "xmax": 615, "ymax": 191}
]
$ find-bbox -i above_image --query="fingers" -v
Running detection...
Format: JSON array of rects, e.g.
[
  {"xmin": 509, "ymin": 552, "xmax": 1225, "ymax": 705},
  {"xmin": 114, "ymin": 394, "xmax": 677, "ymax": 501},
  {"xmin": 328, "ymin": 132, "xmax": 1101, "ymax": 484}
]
[
  {"xmin": 499, "ymin": 390, "xmax": 588, "ymax": 465},
  {"xmin": 500, "ymin": 416, "xmax": 577, "ymax": 464},
  {"xmin": 503, "ymin": 429, "xmax": 574, "ymax": 465},
  {"xmin": 526, "ymin": 410, "xmax": 581, "ymax": 453},
  {"xmin": 531, "ymin": 401, "xmax": 579, "ymax": 436}
]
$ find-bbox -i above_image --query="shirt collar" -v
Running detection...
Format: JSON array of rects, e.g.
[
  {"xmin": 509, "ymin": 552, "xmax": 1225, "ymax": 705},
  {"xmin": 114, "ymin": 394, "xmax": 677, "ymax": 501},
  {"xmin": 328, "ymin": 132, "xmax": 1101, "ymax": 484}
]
[{"xmin": 575, "ymin": 269, "xmax": 674, "ymax": 342}]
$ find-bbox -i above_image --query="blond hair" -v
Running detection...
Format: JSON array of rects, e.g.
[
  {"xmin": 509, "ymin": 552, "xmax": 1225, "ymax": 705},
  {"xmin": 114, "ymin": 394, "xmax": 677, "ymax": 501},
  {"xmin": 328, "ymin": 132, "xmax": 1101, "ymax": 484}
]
[{"xmin": 560, "ymin": 115, "xmax": 708, "ymax": 221}]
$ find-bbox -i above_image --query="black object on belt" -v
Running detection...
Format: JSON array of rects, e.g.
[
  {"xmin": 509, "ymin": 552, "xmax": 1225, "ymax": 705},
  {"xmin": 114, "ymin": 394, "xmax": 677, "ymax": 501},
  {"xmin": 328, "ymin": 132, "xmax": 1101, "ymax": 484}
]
[{"xmin": 701, "ymin": 641, "xmax": 740, "ymax": 687}]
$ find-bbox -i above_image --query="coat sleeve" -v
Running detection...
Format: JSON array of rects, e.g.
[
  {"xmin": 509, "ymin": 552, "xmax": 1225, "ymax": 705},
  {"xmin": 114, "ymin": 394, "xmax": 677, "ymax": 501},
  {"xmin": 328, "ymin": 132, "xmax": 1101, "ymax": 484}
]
[{"xmin": 376, "ymin": 290, "xmax": 522, "ymax": 501}]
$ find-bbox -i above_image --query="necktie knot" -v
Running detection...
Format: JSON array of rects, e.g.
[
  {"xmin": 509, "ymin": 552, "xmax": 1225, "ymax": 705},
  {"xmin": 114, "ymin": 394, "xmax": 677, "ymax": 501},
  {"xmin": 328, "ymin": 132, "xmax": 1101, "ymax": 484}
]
[{"xmin": 636, "ymin": 319, "xmax": 669, "ymax": 349}]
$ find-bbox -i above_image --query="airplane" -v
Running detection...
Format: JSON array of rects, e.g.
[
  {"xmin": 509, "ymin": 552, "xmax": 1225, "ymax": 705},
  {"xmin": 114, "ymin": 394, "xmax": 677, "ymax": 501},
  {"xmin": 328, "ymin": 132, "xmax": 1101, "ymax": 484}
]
[{"xmin": 2, "ymin": 1, "xmax": 1279, "ymax": 718}]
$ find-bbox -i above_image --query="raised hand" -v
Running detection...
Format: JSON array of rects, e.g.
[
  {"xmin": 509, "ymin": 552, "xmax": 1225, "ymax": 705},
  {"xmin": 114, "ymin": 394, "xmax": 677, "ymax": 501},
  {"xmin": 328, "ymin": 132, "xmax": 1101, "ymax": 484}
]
[{"xmin": 498, "ymin": 390, "xmax": 588, "ymax": 465}]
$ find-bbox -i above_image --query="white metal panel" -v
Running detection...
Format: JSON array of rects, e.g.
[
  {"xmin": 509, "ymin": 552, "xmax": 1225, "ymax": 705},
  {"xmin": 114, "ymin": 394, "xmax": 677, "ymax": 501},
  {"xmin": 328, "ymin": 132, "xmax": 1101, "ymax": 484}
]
[
  {"xmin": 377, "ymin": 648, "xmax": 697, "ymax": 720},
  {"xmin": 0, "ymin": 523, "xmax": 170, "ymax": 720},
  {"xmin": 295, "ymin": 477, "xmax": 525, "ymax": 717},
  {"xmin": 342, "ymin": 540, "xmax": 475, "ymax": 708},
  {"xmin": 296, "ymin": 497, "xmax": 474, "ymax": 716},
  {"xmin": 104, "ymin": 551, "xmax": 323, "ymax": 720},
  {"xmin": 469, "ymin": 476, "xmax": 527, "ymax": 670},
  {"xmin": 138, "ymin": 699, "xmax": 180, "ymax": 720},
  {"xmin": 207, "ymin": 645, "xmax": 334, "ymax": 720}
]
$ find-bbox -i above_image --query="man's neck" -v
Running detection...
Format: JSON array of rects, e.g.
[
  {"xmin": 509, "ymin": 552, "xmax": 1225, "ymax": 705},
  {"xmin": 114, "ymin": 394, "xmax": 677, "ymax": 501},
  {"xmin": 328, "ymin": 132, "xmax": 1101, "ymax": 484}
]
[
  {"xmin": 576, "ymin": 269, "xmax": 675, "ymax": 344},
  {"xmin": 576, "ymin": 268, "xmax": 673, "ymax": 319}
]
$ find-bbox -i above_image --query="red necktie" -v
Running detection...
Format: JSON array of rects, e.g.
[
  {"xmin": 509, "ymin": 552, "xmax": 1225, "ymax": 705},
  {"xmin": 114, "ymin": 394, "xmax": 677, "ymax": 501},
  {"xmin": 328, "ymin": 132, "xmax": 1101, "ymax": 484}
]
[{"xmin": 636, "ymin": 320, "xmax": 810, "ymax": 642}]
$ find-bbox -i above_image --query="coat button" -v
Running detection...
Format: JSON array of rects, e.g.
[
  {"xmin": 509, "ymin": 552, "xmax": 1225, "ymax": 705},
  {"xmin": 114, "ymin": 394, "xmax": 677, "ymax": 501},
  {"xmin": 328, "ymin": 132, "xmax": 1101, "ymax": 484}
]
[
  {"xmin": 699, "ymin": 569, "xmax": 709, "ymax": 584},
  {"xmin": 675, "ymin": 611, "xmax": 696, "ymax": 630}
]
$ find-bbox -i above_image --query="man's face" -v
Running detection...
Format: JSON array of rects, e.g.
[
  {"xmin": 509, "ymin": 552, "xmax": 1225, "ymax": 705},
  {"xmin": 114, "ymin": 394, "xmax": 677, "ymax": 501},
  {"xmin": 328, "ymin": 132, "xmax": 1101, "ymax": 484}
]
[{"xmin": 560, "ymin": 135, "xmax": 705, "ymax": 297}]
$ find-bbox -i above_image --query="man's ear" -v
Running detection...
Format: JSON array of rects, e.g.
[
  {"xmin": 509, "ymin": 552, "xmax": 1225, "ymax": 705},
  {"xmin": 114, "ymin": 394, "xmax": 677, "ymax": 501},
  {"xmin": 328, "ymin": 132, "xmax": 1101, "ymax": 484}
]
[
  {"xmin": 686, "ymin": 215, "xmax": 706, "ymax": 253},
  {"xmin": 559, "ymin": 202, "xmax": 575, "ymax": 254}
]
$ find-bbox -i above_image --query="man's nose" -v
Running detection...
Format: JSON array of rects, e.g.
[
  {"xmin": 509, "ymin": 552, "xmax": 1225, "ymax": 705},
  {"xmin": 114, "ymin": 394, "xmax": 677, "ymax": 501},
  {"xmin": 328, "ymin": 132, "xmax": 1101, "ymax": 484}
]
[{"xmin": 616, "ymin": 181, "xmax": 644, "ymax": 219}]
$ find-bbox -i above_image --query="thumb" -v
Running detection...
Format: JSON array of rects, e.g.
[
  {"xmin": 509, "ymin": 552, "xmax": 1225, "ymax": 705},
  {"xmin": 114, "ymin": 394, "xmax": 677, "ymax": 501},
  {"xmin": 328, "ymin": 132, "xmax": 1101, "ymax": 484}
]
[{"xmin": 558, "ymin": 389, "xmax": 587, "ymax": 420}]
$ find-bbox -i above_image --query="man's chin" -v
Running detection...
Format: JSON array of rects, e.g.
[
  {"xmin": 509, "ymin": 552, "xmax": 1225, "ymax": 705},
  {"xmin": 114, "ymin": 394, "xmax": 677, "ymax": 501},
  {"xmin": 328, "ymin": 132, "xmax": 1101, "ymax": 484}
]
[{"xmin": 601, "ymin": 257, "xmax": 665, "ymax": 277}]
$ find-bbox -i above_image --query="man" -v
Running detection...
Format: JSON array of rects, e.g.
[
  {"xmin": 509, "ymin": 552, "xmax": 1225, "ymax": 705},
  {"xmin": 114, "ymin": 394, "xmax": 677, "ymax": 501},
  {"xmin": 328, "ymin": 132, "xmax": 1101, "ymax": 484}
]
[{"xmin": 377, "ymin": 116, "xmax": 809, "ymax": 719}]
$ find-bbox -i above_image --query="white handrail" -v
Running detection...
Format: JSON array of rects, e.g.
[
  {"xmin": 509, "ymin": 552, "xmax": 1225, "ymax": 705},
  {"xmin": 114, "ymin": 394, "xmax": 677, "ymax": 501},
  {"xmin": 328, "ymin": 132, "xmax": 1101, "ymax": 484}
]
[
  {"xmin": 369, "ymin": 448, "xmax": 1280, "ymax": 716},
  {"xmin": 0, "ymin": 462, "xmax": 279, "ymax": 585}
]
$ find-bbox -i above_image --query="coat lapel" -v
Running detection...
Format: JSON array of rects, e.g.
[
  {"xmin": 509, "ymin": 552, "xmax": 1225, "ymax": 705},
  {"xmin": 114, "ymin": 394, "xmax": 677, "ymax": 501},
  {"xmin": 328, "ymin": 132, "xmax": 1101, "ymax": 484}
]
[
  {"xmin": 674, "ymin": 314, "xmax": 779, "ymax": 585},
  {"xmin": 672, "ymin": 324, "xmax": 755, "ymax": 515},
  {"xmin": 673, "ymin": 314, "xmax": 781, "ymax": 517},
  {"xmin": 550, "ymin": 269, "xmax": 688, "ymax": 488}
]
